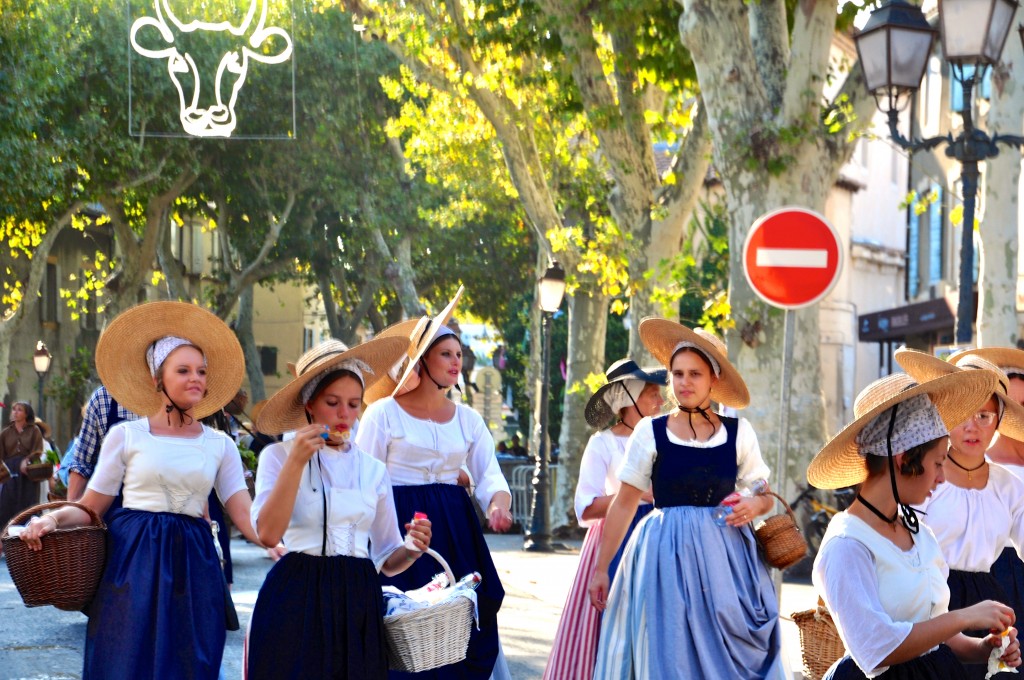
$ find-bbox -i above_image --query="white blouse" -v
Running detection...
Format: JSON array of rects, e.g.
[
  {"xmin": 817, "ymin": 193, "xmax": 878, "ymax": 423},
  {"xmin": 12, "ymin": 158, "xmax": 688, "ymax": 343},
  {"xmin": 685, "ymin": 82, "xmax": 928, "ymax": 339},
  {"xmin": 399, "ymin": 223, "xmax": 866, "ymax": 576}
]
[
  {"xmin": 88, "ymin": 419, "xmax": 247, "ymax": 517},
  {"xmin": 813, "ymin": 513, "xmax": 950, "ymax": 678},
  {"xmin": 251, "ymin": 439, "xmax": 403, "ymax": 568},
  {"xmin": 354, "ymin": 397, "xmax": 510, "ymax": 512},
  {"xmin": 617, "ymin": 414, "xmax": 770, "ymax": 492},
  {"xmin": 920, "ymin": 462, "xmax": 1024, "ymax": 571},
  {"xmin": 574, "ymin": 430, "xmax": 629, "ymax": 526}
]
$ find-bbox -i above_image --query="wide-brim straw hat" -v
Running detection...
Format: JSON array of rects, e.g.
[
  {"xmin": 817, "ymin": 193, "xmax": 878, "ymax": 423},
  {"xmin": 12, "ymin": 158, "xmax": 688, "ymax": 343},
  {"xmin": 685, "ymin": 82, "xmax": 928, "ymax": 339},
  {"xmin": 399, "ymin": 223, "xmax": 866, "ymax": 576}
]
[
  {"xmin": 35, "ymin": 419, "xmax": 51, "ymax": 440},
  {"xmin": 895, "ymin": 348, "xmax": 1024, "ymax": 441},
  {"xmin": 950, "ymin": 347, "xmax": 1024, "ymax": 376},
  {"xmin": 256, "ymin": 336, "xmax": 410, "ymax": 435},
  {"xmin": 95, "ymin": 301, "xmax": 245, "ymax": 420},
  {"xmin": 362, "ymin": 318, "xmax": 424, "ymax": 405},
  {"xmin": 584, "ymin": 359, "xmax": 667, "ymax": 428},
  {"xmin": 385, "ymin": 286, "xmax": 464, "ymax": 401},
  {"xmin": 808, "ymin": 371, "xmax": 998, "ymax": 489},
  {"xmin": 638, "ymin": 317, "xmax": 749, "ymax": 408}
]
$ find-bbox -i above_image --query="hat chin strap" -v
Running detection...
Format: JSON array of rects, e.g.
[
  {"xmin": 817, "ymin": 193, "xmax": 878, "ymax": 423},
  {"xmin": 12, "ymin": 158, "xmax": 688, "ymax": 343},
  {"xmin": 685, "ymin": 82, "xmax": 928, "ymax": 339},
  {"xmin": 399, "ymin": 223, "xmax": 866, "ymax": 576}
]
[
  {"xmin": 883, "ymin": 404, "xmax": 920, "ymax": 535},
  {"xmin": 161, "ymin": 387, "xmax": 195, "ymax": 428},
  {"xmin": 420, "ymin": 358, "xmax": 460, "ymax": 393}
]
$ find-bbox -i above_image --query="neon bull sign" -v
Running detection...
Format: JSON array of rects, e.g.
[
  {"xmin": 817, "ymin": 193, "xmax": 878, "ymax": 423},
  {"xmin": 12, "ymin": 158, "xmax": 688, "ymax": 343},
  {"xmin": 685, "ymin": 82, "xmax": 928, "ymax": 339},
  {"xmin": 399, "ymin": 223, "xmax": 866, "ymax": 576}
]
[{"xmin": 130, "ymin": 0, "xmax": 293, "ymax": 138}]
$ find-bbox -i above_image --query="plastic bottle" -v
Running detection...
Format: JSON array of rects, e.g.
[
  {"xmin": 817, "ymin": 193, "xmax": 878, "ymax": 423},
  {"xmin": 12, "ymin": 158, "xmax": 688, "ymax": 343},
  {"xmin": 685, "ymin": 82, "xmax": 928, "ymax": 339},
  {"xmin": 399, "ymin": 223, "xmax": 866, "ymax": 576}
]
[
  {"xmin": 452, "ymin": 572, "xmax": 482, "ymax": 591},
  {"xmin": 712, "ymin": 479, "xmax": 770, "ymax": 527},
  {"xmin": 404, "ymin": 512, "xmax": 428, "ymax": 552}
]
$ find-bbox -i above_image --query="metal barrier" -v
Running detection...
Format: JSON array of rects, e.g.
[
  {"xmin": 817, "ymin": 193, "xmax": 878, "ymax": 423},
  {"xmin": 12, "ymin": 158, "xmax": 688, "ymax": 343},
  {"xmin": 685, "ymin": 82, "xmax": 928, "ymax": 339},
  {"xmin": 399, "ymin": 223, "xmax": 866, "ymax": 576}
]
[{"xmin": 509, "ymin": 463, "xmax": 561, "ymax": 532}]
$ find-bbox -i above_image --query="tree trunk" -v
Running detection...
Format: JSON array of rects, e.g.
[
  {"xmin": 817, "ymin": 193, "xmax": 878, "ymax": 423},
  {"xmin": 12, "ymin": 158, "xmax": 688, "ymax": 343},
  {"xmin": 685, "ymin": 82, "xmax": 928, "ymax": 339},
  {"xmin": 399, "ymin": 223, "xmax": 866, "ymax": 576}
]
[
  {"xmin": 236, "ymin": 285, "xmax": 266, "ymax": 402},
  {"xmin": 978, "ymin": 41, "xmax": 1024, "ymax": 347},
  {"xmin": 556, "ymin": 287, "xmax": 609, "ymax": 527}
]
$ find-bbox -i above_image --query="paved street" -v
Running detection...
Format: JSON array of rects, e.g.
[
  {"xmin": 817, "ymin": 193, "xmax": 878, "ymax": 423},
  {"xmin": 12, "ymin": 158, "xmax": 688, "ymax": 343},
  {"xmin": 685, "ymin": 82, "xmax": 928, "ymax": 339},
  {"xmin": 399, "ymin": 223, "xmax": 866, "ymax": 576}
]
[{"xmin": 1, "ymin": 533, "xmax": 818, "ymax": 679}]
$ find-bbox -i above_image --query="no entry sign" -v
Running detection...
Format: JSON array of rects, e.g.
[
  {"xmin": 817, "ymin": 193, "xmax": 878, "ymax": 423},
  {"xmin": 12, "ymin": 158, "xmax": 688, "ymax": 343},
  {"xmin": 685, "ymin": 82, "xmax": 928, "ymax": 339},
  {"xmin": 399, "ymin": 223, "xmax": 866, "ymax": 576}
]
[{"xmin": 742, "ymin": 207, "xmax": 843, "ymax": 309}]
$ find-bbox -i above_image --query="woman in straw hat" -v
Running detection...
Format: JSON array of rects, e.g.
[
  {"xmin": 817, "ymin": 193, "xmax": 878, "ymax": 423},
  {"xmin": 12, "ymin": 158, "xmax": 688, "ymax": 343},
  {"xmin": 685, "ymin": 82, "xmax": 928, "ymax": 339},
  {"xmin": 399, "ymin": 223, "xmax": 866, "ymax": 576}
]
[
  {"xmin": 0, "ymin": 401, "xmax": 44, "ymax": 554},
  {"xmin": 18, "ymin": 301, "xmax": 261, "ymax": 680},
  {"xmin": 895, "ymin": 349, "xmax": 1024, "ymax": 678},
  {"xmin": 809, "ymin": 370, "xmax": 1021, "ymax": 679},
  {"xmin": 589, "ymin": 319, "xmax": 785, "ymax": 680},
  {"xmin": 543, "ymin": 359, "xmax": 666, "ymax": 680},
  {"xmin": 246, "ymin": 336, "xmax": 429, "ymax": 679},
  {"xmin": 355, "ymin": 287, "xmax": 513, "ymax": 680}
]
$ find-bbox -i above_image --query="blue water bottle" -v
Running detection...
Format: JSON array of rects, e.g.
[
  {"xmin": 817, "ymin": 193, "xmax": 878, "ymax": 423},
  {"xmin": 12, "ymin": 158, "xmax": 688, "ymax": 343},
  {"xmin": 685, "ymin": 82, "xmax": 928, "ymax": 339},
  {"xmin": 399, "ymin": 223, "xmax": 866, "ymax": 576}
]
[{"xmin": 712, "ymin": 479, "xmax": 769, "ymax": 527}]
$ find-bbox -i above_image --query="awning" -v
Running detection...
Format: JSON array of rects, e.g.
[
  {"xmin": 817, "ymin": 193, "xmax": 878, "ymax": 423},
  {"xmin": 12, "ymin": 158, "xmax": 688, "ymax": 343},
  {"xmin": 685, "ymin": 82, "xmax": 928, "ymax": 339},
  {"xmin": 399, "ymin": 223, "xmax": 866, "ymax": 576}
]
[{"xmin": 858, "ymin": 298, "xmax": 955, "ymax": 342}]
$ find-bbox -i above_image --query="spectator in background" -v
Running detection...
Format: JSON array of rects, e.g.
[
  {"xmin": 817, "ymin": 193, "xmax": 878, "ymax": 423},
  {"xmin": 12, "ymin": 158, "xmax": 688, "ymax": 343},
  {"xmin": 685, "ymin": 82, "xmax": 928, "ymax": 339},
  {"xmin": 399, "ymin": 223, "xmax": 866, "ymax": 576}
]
[
  {"xmin": 509, "ymin": 434, "xmax": 527, "ymax": 458},
  {"xmin": 496, "ymin": 441, "xmax": 508, "ymax": 455},
  {"xmin": 0, "ymin": 401, "xmax": 44, "ymax": 552},
  {"xmin": 67, "ymin": 385, "xmax": 138, "ymax": 503}
]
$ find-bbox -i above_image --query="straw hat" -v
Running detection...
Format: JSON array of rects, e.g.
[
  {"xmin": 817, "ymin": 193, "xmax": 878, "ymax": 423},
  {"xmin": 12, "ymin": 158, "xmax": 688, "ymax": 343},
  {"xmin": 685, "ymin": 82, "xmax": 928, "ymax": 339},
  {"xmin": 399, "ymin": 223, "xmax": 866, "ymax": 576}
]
[
  {"xmin": 249, "ymin": 399, "xmax": 269, "ymax": 431},
  {"xmin": 894, "ymin": 348, "xmax": 1024, "ymax": 441},
  {"xmin": 95, "ymin": 301, "xmax": 245, "ymax": 420},
  {"xmin": 638, "ymin": 318, "xmax": 749, "ymax": 408},
  {"xmin": 361, "ymin": 318, "xmax": 424, "ymax": 405},
  {"xmin": 584, "ymin": 359, "xmax": 667, "ymax": 428},
  {"xmin": 949, "ymin": 346, "xmax": 1024, "ymax": 376},
  {"xmin": 373, "ymin": 286, "xmax": 465, "ymax": 403},
  {"xmin": 256, "ymin": 336, "xmax": 410, "ymax": 435},
  {"xmin": 35, "ymin": 419, "xmax": 52, "ymax": 441},
  {"xmin": 807, "ymin": 371, "xmax": 998, "ymax": 489}
]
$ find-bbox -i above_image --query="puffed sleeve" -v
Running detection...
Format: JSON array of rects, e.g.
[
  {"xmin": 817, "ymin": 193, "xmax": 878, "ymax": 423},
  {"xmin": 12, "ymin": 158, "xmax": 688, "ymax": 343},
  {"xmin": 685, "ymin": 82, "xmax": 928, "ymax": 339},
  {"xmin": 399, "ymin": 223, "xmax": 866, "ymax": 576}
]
[
  {"xmin": 575, "ymin": 432, "xmax": 614, "ymax": 527},
  {"xmin": 368, "ymin": 466, "xmax": 404, "ymax": 570},
  {"xmin": 213, "ymin": 434, "xmax": 247, "ymax": 503},
  {"xmin": 353, "ymin": 399, "xmax": 390, "ymax": 464},
  {"xmin": 813, "ymin": 537, "xmax": 913, "ymax": 676},
  {"xmin": 251, "ymin": 441, "xmax": 288, "ymax": 530},
  {"xmin": 462, "ymin": 406, "xmax": 510, "ymax": 511},
  {"xmin": 735, "ymin": 417, "xmax": 771, "ymax": 488},
  {"xmin": 86, "ymin": 423, "xmax": 129, "ymax": 496},
  {"xmin": 616, "ymin": 417, "xmax": 657, "ymax": 491}
]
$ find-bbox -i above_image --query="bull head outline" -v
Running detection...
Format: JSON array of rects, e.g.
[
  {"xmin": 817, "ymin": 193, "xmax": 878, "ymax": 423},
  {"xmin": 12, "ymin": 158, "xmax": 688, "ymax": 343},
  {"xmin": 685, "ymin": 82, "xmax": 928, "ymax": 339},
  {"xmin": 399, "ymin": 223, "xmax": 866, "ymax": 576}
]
[{"xmin": 130, "ymin": 0, "xmax": 293, "ymax": 138}]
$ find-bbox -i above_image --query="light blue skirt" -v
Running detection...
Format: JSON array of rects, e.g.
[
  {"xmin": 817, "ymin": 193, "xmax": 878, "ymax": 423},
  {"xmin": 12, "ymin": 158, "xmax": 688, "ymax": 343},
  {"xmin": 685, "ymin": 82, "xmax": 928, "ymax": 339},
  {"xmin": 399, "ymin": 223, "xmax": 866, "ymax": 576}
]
[{"xmin": 594, "ymin": 505, "xmax": 786, "ymax": 680}]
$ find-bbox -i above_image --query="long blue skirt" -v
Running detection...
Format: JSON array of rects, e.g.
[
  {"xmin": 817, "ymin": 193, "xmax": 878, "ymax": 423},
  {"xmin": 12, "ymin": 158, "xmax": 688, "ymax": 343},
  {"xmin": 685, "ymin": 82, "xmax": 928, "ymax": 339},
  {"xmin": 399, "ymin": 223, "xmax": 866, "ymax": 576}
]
[
  {"xmin": 248, "ymin": 552, "xmax": 387, "ymax": 680},
  {"xmin": 607, "ymin": 502, "xmax": 653, "ymax": 581},
  {"xmin": 825, "ymin": 644, "xmax": 968, "ymax": 679},
  {"xmin": 947, "ymin": 569, "xmax": 1015, "ymax": 679},
  {"xmin": 594, "ymin": 505, "xmax": 785, "ymax": 680},
  {"xmin": 990, "ymin": 547, "xmax": 1024, "ymax": 632},
  {"xmin": 382, "ymin": 483, "xmax": 503, "ymax": 680},
  {"xmin": 83, "ymin": 509, "xmax": 226, "ymax": 680}
]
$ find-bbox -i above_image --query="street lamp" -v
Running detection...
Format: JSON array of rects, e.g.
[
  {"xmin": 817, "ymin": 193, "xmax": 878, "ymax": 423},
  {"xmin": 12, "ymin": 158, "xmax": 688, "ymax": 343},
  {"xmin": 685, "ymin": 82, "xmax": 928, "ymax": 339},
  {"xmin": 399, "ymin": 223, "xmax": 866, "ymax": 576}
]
[
  {"xmin": 33, "ymin": 340, "xmax": 52, "ymax": 421},
  {"xmin": 855, "ymin": 0, "xmax": 1024, "ymax": 344},
  {"xmin": 524, "ymin": 260, "xmax": 566, "ymax": 552}
]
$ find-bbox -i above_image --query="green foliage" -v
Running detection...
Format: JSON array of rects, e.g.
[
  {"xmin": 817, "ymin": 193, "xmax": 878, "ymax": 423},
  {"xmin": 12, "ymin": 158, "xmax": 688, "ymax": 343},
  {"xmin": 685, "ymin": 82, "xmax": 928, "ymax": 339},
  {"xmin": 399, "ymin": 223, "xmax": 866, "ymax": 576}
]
[
  {"xmin": 45, "ymin": 346, "xmax": 95, "ymax": 414},
  {"xmin": 237, "ymin": 444, "xmax": 258, "ymax": 472}
]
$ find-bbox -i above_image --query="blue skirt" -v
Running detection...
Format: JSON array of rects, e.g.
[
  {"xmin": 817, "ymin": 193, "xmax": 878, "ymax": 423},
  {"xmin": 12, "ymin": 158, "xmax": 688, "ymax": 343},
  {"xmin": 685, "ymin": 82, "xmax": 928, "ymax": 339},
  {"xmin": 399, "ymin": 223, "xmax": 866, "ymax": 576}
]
[
  {"xmin": 947, "ymin": 569, "xmax": 1015, "ymax": 680},
  {"xmin": 991, "ymin": 547, "xmax": 1024, "ymax": 633},
  {"xmin": 825, "ymin": 644, "xmax": 968, "ymax": 679},
  {"xmin": 248, "ymin": 552, "xmax": 387, "ymax": 680},
  {"xmin": 382, "ymin": 483, "xmax": 504, "ymax": 680},
  {"xmin": 607, "ymin": 502, "xmax": 653, "ymax": 581},
  {"xmin": 83, "ymin": 509, "xmax": 226, "ymax": 680}
]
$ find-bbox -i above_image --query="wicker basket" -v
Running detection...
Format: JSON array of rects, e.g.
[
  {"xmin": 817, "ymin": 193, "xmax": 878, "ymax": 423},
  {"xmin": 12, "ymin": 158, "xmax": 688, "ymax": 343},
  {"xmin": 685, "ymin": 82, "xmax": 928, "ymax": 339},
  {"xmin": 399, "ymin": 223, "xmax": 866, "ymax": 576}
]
[
  {"xmin": 754, "ymin": 491, "xmax": 808, "ymax": 570},
  {"xmin": 24, "ymin": 461, "xmax": 54, "ymax": 482},
  {"xmin": 383, "ymin": 548, "xmax": 475, "ymax": 672},
  {"xmin": 1, "ymin": 501, "xmax": 107, "ymax": 611},
  {"xmin": 792, "ymin": 601, "xmax": 845, "ymax": 680}
]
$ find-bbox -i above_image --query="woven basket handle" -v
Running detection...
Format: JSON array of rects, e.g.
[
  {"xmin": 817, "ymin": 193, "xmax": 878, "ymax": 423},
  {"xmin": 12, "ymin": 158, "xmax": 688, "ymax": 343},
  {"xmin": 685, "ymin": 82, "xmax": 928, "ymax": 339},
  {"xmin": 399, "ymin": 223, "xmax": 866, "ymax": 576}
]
[
  {"xmin": 420, "ymin": 548, "xmax": 456, "ymax": 589},
  {"xmin": 5, "ymin": 500, "xmax": 106, "ymax": 536},
  {"xmin": 766, "ymin": 491, "xmax": 798, "ymax": 522}
]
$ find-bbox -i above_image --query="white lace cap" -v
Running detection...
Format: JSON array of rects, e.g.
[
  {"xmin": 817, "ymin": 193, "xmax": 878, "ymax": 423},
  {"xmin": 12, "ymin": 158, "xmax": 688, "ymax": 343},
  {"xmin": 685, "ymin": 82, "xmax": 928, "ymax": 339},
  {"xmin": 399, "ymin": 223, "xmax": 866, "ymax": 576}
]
[
  {"xmin": 855, "ymin": 394, "xmax": 947, "ymax": 457},
  {"xmin": 603, "ymin": 379, "xmax": 646, "ymax": 414},
  {"xmin": 300, "ymin": 358, "xmax": 373, "ymax": 405},
  {"xmin": 672, "ymin": 341, "xmax": 720, "ymax": 377},
  {"xmin": 146, "ymin": 336, "xmax": 203, "ymax": 377}
]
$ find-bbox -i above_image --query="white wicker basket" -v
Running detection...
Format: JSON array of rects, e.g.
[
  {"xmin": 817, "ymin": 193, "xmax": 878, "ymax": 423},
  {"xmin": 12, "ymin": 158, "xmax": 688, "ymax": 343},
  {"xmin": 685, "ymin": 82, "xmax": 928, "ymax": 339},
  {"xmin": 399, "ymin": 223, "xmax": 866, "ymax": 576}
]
[{"xmin": 383, "ymin": 548, "xmax": 475, "ymax": 672}]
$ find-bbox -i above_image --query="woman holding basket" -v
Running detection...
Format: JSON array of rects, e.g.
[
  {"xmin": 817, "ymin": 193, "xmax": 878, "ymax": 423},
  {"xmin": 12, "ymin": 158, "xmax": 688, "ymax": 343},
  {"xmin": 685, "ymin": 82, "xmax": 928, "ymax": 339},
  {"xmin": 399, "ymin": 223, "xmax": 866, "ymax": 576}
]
[
  {"xmin": 0, "ymin": 401, "xmax": 44, "ymax": 546},
  {"xmin": 246, "ymin": 336, "xmax": 432, "ymax": 679},
  {"xmin": 810, "ymin": 369, "xmax": 1022, "ymax": 679},
  {"xmin": 355, "ymin": 287, "xmax": 513, "ymax": 680},
  {"xmin": 588, "ymin": 319, "xmax": 785, "ymax": 679},
  {"xmin": 17, "ymin": 301, "xmax": 261, "ymax": 680}
]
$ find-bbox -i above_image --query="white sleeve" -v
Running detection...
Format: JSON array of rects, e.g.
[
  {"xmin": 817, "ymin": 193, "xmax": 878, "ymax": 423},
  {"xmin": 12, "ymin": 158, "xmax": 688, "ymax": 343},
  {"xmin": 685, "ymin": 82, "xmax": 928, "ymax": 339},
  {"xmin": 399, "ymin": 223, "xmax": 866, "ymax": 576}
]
[
  {"xmin": 813, "ymin": 537, "xmax": 913, "ymax": 676},
  {"xmin": 575, "ymin": 433, "xmax": 613, "ymax": 526},
  {"xmin": 735, "ymin": 418, "xmax": 771, "ymax": 488},
  {"xmin": 616, "ymin": 417, "xmax": 657, "ymax": 491},
  {"xmin": 251, "ymin": 441, "xmax": 288, "ymax": 530},
  {"xmin": 353, "ymin": 401, "xmax": 390, "ymax": 464},
  {"xmin": 214, "ymin": 436, "xmax": 248, "ymax": 503},
  {"xmin": 463, "ymin": 408, "xmax": 510, "ymax": 511},
  {"xmin": 86, "ymin": 423, "xmax": 128, "ymax": 497},
  {"xmin": 369, "ymin": 467, "xmax": 404, "ymax": 570}
]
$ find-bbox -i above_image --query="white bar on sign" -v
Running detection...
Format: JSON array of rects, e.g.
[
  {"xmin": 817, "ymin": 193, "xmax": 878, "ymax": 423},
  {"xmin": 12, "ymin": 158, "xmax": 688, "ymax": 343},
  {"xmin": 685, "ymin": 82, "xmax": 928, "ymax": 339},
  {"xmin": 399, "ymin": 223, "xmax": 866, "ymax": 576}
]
[{"xmin": 755, "ymin": 248, "xmax": 828, "ymax": 268}]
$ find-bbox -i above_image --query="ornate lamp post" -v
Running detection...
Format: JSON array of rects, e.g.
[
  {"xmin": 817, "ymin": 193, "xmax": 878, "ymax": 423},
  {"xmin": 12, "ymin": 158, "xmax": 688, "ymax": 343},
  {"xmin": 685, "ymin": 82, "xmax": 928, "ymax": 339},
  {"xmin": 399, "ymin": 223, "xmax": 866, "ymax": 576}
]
[
  {"xmin": 855, "ymin": 0, "xmax": 1024, "ymax": 344},
  {"xmin": 33, "ymin": 340, "xmax": 52, "ymax": 421},
  {"xmin": 524, "ymin": 260, "xmax": 567, "ymax": 552}
]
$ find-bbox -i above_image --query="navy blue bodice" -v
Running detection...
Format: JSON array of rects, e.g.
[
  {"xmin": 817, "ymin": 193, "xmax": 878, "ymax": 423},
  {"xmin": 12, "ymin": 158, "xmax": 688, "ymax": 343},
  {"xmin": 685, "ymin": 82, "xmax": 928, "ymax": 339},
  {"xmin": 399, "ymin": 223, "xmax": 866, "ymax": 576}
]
[{"xmin": 650, "ymin": 414, "xmax": 739, "ymax": 508}]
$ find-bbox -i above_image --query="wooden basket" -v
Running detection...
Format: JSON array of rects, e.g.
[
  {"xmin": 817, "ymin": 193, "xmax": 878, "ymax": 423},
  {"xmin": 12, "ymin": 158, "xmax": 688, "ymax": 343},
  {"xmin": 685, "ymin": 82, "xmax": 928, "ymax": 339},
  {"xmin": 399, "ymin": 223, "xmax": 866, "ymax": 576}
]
[
  {"xmin": 24, "ymin": 461, "xmax": 54, "ymax": 482},
  {"xmin": 1, "ymin": 501, "xmax": 107, "ymax": 611},
  {"xmin": 383, "ymin": 548, "xmax": 475, "ymax": 673},
  {"xmin": 754, "ymin": 491, "xmax": 808, "ymax": 570},
  {"xmin": 792, "ymin": 601, "xmax": 845, "ymax": 680}
]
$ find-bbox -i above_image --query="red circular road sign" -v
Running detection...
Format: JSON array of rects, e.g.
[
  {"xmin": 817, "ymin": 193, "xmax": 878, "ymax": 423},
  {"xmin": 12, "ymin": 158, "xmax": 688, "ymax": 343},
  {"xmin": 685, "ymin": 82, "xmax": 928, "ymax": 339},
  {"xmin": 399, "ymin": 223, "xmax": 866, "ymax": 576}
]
[{"xmin": 742, "ymin": 207, "xmax": 843, "ymax": 309}]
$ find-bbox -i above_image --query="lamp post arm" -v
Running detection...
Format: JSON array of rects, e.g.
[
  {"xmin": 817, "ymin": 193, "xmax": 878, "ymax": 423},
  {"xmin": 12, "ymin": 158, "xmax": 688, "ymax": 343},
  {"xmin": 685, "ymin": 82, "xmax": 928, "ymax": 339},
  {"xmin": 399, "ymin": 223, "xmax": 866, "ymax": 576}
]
[
  {"xmin": 886, "ymin": 108, "xmax": 951, "ymax": 154},
  {"xmin": 992, "ymin": 133, "xmax": 1024, "ymax": 150}
]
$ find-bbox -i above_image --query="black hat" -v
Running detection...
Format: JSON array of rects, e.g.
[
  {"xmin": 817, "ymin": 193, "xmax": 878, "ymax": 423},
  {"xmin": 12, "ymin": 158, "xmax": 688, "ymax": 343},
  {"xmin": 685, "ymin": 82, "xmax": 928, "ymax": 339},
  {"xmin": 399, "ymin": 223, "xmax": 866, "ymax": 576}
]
[{"xmin": 584, "ymin": 359, "xmax": 668, "ymax": 429}]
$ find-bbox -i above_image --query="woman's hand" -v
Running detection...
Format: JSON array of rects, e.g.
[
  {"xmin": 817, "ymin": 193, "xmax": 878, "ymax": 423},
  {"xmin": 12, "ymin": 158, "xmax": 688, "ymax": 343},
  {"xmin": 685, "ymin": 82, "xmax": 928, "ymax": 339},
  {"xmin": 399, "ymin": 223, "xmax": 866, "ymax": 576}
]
[
  {"xmin": 960, "ymin": 600, "xmax": 1015, "ymax": 634},
  {"xmin": 589, "ymin": 571, "xmax": 610, "ymax": 611},
  {"xmin": 725, "ymin": 496, "xmax": 765, "ymax": 527},
  {"xmin": 18, "ymin": 514, "xmax": 58, "ymax": 551},
  {"xmin": 289, "ymin": 424, "xmax": 326, "ymax": 465},
  {"xmin": 986, "ymin": 627, "xmax": 1022, "ymax": 669},
  {"xmin": 404, "ymin": 517, "xmax": 432, "ymax": 553},
  {"xmin": 487, "ymin": 504, "xmax": 513, "ymax": 533}
]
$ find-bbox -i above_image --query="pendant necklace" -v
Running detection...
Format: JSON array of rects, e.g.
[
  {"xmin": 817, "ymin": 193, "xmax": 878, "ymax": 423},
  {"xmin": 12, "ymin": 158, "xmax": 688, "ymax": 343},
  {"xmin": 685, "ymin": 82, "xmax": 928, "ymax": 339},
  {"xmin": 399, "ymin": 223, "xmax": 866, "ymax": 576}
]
[{"xmin": 947, "ymin": 452, "xmax": 986, "ymax": 481}]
